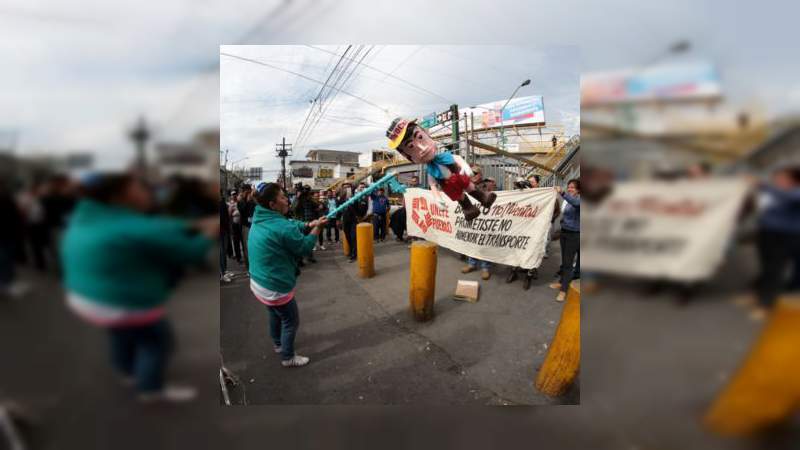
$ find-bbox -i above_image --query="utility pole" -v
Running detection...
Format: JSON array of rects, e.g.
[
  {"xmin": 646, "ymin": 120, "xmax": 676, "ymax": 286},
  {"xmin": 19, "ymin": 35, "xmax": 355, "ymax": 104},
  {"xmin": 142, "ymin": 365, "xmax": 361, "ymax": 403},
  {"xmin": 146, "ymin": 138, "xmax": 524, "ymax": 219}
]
[
  {"xmin": 449, "ymin": 104, "xmax": 459, "ymax": 153},
  {"xmin": 470, "ymin": 111, "xmax": 475, "ymax": 164},
  {"xmin": 221, "ymin": 149, "xmax": 229, "ymax": 192},
  {"xmin": 463, "ymin": 112, "xmax": 470, "ymax": 163},
  {"xmin": 275, "ymin": 137, "xmax": 292, "ymax": 190},
  {"xmin": 129, "ymin": 116, "xmax": 151, "ymax": 173}
]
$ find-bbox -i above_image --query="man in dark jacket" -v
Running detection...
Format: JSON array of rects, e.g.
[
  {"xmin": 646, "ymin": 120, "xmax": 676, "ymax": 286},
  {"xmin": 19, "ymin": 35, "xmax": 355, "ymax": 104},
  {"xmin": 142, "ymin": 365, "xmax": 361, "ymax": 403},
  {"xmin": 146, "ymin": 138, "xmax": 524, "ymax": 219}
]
[
  {"xmin": 751, "ymin": 166, "xmax": 800, "ymax": 319},
  {"xmin": 237, "ymin": 184, "xmax": 255, "ymax": 270},
  {"xmin": 220, "ymin": 196, "xmax": 232, "ymax": 283},
  {"xmin": 370, "ymin": 188, "xmax": 390, "ymax": 242},
  {"xmin": 293, "ymin": 187, "xmax": 320, "ymax": 263},
  {"xmin": 342, "ymin": 184, "xmax": 369, "ymax": 262}
]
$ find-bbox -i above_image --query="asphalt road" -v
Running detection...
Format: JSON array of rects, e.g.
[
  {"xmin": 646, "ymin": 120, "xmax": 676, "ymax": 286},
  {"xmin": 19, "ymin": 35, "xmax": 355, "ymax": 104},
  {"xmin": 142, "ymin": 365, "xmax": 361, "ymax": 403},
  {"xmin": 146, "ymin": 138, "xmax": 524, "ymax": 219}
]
[
  {"xmin": 3, "ymin": 241, "xmax": 798, "ymax": 449},
  {"xmin": 220, "ymin": 238, "xmax": 574, "ymax": 405}
]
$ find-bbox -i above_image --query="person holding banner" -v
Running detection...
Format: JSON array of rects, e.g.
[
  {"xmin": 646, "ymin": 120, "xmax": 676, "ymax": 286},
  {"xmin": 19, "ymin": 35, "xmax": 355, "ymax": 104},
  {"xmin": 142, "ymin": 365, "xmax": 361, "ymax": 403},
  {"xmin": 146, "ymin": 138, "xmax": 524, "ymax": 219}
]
[
  {"xmin": 550, "ymin": 179, "xmax": 581, "ymax": 302},
  {"xmin": 506, "ymin": 176, "xmax": 547, "ymax": 290},
  {"xmin": 461, "ymin": 177, "xmax": 497, "ymax": 280},
  {"xmin": 750, "ymin": 166, "xmax": 800, "ymax": 319},
  {"xmin": 249, "ymin": 182, "xmax": 328, "ymax": 368}
]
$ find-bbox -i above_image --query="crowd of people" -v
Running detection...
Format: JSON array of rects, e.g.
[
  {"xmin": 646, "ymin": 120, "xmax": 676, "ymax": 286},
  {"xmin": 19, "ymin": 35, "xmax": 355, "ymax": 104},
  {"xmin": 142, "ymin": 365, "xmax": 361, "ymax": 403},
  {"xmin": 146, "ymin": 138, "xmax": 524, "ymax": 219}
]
[
  {"xmin": 1, "ymin": 175, "xmax": 79, "ymax": 294},
  {"xmin": 220, "ymin": 180, "xmax": 408, "ymax": 274},
  {"xmin": 224, "ymin": 167, "xmax": 581, "ymax": 372}
]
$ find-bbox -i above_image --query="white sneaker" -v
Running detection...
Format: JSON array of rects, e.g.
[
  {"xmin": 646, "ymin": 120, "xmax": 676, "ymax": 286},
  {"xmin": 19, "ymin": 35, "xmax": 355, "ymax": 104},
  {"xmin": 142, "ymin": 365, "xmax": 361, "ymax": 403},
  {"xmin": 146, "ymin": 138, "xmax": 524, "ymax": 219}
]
[
  {"xmin": 281, "ymin": 355, "xmax": 310, "ymax": 367},
  {"xmin": 313, "ymin": 245, "xmax": 318, "ymax": 251},
  {"xmin": 320, "ymin": 245, "xmax": 327, "ymax": 251},
  {"xmin": 273, "ymin": 345, "xmax": 282, "ymax": 353},
  {"xmin": 138, "ymin": 384, "xmax": 197, "ymax": 403}
]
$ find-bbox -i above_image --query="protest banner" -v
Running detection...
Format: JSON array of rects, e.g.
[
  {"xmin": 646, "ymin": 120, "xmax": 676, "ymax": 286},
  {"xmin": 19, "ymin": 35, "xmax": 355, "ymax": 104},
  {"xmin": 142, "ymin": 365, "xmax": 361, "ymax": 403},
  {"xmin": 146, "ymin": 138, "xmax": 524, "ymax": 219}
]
[
  {"xmin": 405, "ymin": 187, "xmax": 558, "ymax": 269},
  {"xmin": 582, "ymin": 178, "xmax": 750, "ymax": 281}
]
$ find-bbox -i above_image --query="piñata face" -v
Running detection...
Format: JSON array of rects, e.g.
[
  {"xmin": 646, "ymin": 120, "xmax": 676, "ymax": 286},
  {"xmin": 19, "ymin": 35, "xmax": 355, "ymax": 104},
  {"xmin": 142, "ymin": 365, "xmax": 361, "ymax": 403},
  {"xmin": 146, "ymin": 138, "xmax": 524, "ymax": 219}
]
[{"xmin": 400, "ymin": 126, "xmax": 437, "ymax": 164}]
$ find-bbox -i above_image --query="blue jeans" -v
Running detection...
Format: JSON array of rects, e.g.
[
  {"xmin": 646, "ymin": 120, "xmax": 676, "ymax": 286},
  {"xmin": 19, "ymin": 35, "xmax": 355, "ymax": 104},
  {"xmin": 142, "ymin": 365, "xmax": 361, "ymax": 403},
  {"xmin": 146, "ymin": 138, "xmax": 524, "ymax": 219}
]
[
  {"xmin": 560, "ymin": 230, "xmax": 580, "ymax": 292},
  {"xmin": 373, "ymin": 213, "xmax": 386, "ymax": 240},
  {"xmin": 467, "ymin": 257, "xmax": 491, "ymax": 269},
  {"xmin": 108, "ymin": 319, "xmax": 174, "ymax": 393},
  {"xmin": 344, "ymin": 221, "xmax": 357, "ymax": 259},
  {"xmin": 267, "ymin": 299, "xmax": 299, "ymax": 361}
]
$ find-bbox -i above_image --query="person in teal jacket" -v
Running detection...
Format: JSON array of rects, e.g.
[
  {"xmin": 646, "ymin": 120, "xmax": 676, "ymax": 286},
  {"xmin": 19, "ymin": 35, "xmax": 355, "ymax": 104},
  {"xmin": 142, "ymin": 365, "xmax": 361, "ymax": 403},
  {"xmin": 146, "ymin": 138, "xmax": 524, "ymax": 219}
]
[
  {"xmin": 248, "ymin": 182, "xmax": 327, "ymax": 368},
  {"xmin": 61, "ymin": 173, "xmax": 217, "ymax": 403}
]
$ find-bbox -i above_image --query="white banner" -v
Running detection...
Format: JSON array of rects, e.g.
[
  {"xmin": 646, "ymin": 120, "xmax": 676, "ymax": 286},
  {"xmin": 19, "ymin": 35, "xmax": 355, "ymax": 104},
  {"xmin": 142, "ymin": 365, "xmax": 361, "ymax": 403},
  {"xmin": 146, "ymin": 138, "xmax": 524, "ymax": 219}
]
[
  {"xmin": 405, "ymin": 187, "xmax": 558, "ymax": 269},
  {"xmin": 582, "ymin": 178, "xmax": 750, "ymax": 282}
]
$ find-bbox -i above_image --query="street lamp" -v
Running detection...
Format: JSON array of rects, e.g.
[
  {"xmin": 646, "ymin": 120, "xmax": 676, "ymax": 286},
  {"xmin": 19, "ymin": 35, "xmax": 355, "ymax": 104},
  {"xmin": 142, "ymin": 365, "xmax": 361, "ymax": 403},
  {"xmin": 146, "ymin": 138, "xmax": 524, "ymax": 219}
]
[{"xmin": 499, "ymin": 79, "xmax": 531, "ymax": 150}]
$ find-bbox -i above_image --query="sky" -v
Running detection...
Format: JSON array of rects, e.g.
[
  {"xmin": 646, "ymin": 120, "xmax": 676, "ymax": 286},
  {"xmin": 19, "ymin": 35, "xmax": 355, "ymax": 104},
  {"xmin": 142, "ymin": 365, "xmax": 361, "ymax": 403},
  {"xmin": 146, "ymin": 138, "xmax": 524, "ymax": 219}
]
[
  {"xmin": 220, "ymin": 45, "xmax": 580, "ymax": 181},
  {"xmin": 1, "ymin": 0, "xmax": 799, "ymax": 172}
]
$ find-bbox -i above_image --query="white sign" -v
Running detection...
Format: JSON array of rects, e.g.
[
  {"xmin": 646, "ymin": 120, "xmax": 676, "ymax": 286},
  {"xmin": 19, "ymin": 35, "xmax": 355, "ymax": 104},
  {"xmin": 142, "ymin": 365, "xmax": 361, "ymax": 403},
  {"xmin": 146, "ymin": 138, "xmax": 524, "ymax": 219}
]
[
  {"xmin": 405, "ymin": 187, "xmax": 557, "ymax": 269},
  {"xmin": 582, "ymin": 178, "xmax": 750, "ymax": 281}
]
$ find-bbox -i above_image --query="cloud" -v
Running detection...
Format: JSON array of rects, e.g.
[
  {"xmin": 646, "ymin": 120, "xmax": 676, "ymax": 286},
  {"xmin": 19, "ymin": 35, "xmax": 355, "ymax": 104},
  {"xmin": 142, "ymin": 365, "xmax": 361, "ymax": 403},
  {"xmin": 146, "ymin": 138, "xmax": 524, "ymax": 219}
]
[{"xmin": 221, "ymin": 44, "xmax": 580, "ymax": 181}]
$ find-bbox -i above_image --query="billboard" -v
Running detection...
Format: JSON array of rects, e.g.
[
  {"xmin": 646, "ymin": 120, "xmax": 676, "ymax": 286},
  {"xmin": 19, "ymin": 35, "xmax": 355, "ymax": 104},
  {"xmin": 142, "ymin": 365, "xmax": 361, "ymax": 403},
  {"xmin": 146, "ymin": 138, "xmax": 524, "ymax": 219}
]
[
  {"xmin": 581, "ymin": 62, "xmax": 722, "ymax": 106},
  {"xmin": 461, "ymin": 95, "xmax": 545, "ymax": 129}
]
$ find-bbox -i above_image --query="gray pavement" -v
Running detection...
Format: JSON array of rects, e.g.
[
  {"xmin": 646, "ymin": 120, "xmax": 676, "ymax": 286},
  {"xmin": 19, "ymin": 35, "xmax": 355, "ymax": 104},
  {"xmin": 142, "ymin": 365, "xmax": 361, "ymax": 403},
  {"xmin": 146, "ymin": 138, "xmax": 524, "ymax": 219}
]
[
  {"xmin": 2, "ymin": 242, "xmax": 798, "ymax": 449},
  {"xmin": 220, "ymin": 238, "xmax": 574, "ymax": 405}
]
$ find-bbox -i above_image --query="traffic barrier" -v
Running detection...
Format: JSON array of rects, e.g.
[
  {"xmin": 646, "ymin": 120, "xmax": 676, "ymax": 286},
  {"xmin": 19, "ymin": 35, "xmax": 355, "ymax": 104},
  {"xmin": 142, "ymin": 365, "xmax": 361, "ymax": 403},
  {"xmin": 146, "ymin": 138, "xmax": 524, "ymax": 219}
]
[
  {"xmin": 409, "ymin": 241, "xmax": 437, "ymax": 321},
  {"xmin": 356, "ymin": 223, "xmax": 374, "ymax": 278},
  {"xmin": 704, "ymin": 295, "xmax": 800, "ymax": 436},
  {"xmin": 535, "ymin": 281, "xmax": 580, "ymax": 396}
]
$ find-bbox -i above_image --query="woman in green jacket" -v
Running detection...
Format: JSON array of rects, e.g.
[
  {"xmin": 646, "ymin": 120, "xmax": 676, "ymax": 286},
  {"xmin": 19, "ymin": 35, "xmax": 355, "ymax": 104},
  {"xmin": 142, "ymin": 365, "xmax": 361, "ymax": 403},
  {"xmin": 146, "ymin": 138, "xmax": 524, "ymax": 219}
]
[
  {"xmin": 61, "ymin": 173, "xmax": 217, "ymax": 403},
  {"xmin": 248, "ymin": 182, "xmax": 327, "ymax": 367}
]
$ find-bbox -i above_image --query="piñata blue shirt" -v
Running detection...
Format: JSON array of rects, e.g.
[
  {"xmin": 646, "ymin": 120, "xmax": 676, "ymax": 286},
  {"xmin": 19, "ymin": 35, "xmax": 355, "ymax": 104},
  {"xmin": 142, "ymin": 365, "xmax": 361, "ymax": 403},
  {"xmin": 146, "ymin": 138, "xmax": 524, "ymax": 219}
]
[{"xmin": 426, "ymin": 153, "xmax": 455, "ymax": 181}]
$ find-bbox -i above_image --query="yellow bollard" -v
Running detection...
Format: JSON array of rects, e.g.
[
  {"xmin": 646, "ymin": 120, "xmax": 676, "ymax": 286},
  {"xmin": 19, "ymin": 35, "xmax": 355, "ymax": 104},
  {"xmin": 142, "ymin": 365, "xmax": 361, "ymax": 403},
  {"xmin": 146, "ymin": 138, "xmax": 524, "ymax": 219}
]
[
  {"xmin": 342, "ymin": 228, "xmax": 351, "ymax": 256},
  {"xmin": 356, "ymin": 222, "xmax": 374, "ymax": 278},
  {"xmin": 704, "ymin": 295, "xmax": 800, "ymax": 436},
  {"xmin": 409, "ymin": 241, "xmax": 437, "ymax": 322},
  {"xmin": 535, "ymin": 281, "xmax": 581, "ymax": 397}
]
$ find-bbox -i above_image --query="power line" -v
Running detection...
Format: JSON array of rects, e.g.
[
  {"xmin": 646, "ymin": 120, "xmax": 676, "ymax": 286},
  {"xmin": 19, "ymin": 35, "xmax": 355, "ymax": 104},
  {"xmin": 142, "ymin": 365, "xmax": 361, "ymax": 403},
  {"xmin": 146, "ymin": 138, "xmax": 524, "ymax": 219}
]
[
  {"xmin": 307, "ymin": 46, "xmax": 380, "ymax": 142},
  {"xmin": 297, "ymin": 45, "xmax": 361, "ymax": 146},
  {"xmin": 305, "ymin": 45, "xmax": 456, "ymax": 105},
  {"xmin": 219, "ymin": 52, "xmax": 392, "ymax": 119},
  {"xmin": 297, "ymin": 45, "xmax": 375, "ymax": 149},
  {"xmin": 294, "ymin": 45, "xmax": 352, "ymax": 148}
]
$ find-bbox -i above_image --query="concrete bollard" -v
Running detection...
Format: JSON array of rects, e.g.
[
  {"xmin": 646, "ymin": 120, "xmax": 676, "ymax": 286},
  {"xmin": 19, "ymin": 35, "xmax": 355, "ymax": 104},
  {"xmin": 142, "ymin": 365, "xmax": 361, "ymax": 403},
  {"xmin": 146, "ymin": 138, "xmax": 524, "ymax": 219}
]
[
  {"xmin": 535, "ymin": 280, "xmax": 580, "ymax": 397},
  {"xmin": 356, "ymin": 222, "xmax": 374, "ymax": 278},
  {"xmin": 409, "ymin": 241, "xmax": 437, "ymax": 322},
  {"xmin": 704, "ymin": 295, "xmax": 800, "ymax": 436},
  {"xmin": 342, "ymin": 229, "xmax": 351, "ymax": 256}
]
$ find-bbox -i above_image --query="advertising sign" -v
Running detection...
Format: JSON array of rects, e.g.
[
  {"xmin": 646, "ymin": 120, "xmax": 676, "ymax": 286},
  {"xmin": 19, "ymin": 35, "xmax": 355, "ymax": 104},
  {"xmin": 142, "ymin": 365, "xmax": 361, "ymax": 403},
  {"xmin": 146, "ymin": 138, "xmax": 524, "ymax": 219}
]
[
  {"xmin": 581, "ymin": 62, "xmax": 722, "ymax": 106},
  {"xmin": 461, "ymin": 95, "xmax": 545, "ymax": 129}
]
